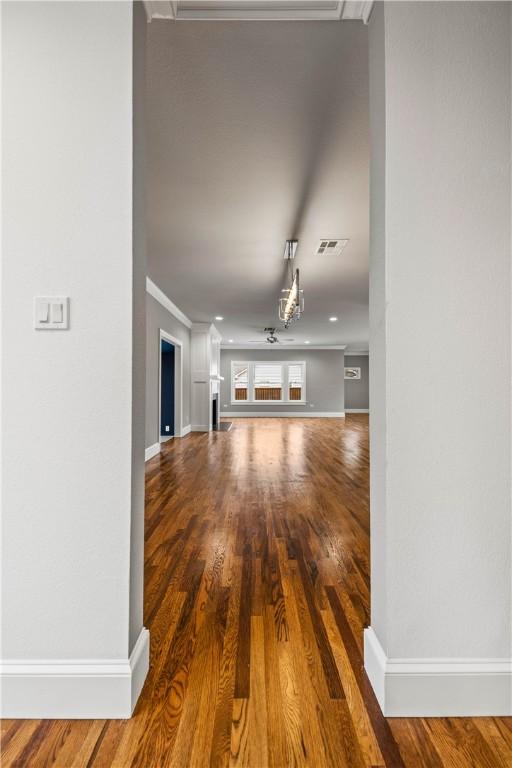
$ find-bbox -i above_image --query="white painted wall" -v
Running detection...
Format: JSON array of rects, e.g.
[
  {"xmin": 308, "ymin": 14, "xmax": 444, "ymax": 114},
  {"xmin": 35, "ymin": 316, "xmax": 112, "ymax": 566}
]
[
  {"xmin": 1, "ymin": 1, "xmax": 148, "ymax": 716},
  {"xmin": 367, "ymin": 1, "xmax": 512, "ymax": 715},
  {"xmin": 131, "ymin": 0, "xmax": 148, "ymax": 658}
]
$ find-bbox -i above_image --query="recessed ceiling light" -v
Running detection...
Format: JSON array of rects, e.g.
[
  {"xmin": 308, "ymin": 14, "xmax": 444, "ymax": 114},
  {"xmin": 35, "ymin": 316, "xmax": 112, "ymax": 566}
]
[
  {"xmin": 228, "ymin": 339, "xmax": 234, "ymax": 343},
  {"xmin": 304, "ymin": 340, "xmax": 310, "ymax": 344},
  {"xmin": 329, "ymin": 316, "xmax": 338, "ymax": 322},
  {"xmin": 215, "ymin": 316, "xmax": 224, "ymax": 321}
]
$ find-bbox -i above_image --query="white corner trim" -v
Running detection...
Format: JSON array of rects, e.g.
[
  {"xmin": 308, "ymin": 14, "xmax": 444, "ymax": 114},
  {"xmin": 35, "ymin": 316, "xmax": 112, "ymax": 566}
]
[
  {"xmin": 129, "ymin": 629, "xmax": 150, "ymax": 714},
  {"xmin": 160, "ymin": 329, "xmax": 183, "ymax": 348},
  {"xmin": 143, "ymin": 1, "xmax": 176, "ymax": 22},
  {"xmin": 145, "ymin": 442, "xmax": 161, "ymax": 461},
  {"xmin": 221, "ymin": 411, "xmax": 345, "ymax": 418},
  {"xmin": 364, "ymin": 627, "xmax": 512, "ymax": 717},
  {"xmin": 0, "ymin": 628, "xmax": 149, "ymax": 719},
  {"xmin": 180, "ymin": 424, "xmax": 191, "ymax": 437},
  {"xmin": 146, "ymin": 277, "xmax": 192, "ymax": 329},
  {"xmin": 361, "ymin": 1, "xmax": 374, "ymax": 24},
  {"xmin": 343, "ymin": 1, "xmax": 374, "ymax": 24},
  {"xmin": 345, "ymin": 408, "xmax": 369, "ymax": 413},
  {"xmin": 363, "ymin": 627, "xmax": 387, "ymax": 710}
]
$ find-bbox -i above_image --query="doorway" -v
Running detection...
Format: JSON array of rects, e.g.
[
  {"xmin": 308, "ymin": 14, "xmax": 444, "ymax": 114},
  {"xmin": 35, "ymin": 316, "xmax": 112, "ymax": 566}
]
[
  {"xmin": 160, "ymin": 340, "xmax": 175, "ymax": 440},
  {"xmin": 158, "ymin": 329, "xmax": 183, "ymax": 441}
]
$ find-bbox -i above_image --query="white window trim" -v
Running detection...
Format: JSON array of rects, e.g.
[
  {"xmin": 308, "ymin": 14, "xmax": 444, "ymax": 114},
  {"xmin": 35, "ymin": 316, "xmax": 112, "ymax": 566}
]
[{"xmin": 231, "ymin": 360, "xmax": 307, "ymax": 405}]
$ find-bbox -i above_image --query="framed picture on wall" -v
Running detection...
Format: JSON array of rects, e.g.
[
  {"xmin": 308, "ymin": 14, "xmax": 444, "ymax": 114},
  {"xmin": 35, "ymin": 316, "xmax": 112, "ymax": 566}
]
[{"xmin": 344, "ymin": 367, "xmax": 361, "ymax": 380}]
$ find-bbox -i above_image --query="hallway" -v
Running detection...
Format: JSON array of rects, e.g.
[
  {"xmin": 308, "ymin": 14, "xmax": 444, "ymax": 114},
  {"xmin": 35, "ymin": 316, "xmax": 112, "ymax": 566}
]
[{"xmin": 3, "ymin": 416, "xmax": 512, "ymax": 767}]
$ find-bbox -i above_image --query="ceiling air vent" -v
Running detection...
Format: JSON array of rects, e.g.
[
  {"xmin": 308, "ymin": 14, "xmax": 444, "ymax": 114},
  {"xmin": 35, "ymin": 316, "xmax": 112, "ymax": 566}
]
[{"xmin": 315, "ymin": 238, "xmax": 349, "ymax": 257}]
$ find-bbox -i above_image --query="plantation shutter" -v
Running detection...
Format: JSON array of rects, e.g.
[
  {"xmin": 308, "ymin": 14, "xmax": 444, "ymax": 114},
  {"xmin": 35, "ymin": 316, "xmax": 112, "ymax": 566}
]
[
  {"xmin": 288, "ymin": 362, "xmax": 304, "ymax": 401},
  {"xmin": 232, "ymin": 364, "xmax": 248, "ymax": 401},
  {"xmin": 254, "ymin": 363, "xmax": 283, "ymax": 400},
  {"xmin": 288, "ymin": 364, "xmax": 304, "ymax": 387},
  {"xmin": 253, "ymin": 363, "xmax": 283, "ymax": 386}
]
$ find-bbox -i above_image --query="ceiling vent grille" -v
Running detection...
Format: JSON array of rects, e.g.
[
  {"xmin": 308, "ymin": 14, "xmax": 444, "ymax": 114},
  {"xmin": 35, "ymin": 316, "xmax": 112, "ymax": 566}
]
[{"xmin": 315, "ymin": 238, "xmax": 348, "ymax": 257}]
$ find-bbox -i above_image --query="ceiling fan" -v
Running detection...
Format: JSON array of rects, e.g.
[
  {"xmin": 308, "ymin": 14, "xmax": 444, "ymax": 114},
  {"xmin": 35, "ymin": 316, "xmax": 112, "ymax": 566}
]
[{"xmin": 246, "ymin": 327, "xmax": 295, "ymax": 345}]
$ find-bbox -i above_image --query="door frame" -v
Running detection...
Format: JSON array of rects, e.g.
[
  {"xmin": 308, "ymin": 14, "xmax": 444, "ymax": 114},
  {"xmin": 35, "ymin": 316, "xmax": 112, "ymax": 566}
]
[{"xmin": 158, "ymin": 329, "xmax": 183, "ymax": 441}]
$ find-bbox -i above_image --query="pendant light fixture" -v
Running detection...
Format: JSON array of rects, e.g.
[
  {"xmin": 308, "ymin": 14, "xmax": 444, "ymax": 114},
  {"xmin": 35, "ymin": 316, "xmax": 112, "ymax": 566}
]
[{"xmin": 279, "ymin": 239, "xmax": 304, "ymax": 328}]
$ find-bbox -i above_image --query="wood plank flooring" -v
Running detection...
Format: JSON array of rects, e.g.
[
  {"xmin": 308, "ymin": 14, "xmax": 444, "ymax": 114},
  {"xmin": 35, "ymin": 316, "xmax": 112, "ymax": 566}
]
[{"xmin": 2, "ymin": 415, "xmax": 512, "ymax": 767}]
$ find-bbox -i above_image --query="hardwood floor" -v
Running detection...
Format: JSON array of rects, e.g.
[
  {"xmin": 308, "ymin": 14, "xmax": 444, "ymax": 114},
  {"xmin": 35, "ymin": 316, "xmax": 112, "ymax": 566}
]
[{"xmin": 2, "ymin": 415, "xmax": 512, "ymax": 767}]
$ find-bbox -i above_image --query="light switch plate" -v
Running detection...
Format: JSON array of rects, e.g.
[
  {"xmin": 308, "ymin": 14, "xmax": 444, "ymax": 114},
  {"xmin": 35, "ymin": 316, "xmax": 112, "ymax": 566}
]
[{"xmin": 34, "ymin": 296, "xmax": 69, "ymax": 330}]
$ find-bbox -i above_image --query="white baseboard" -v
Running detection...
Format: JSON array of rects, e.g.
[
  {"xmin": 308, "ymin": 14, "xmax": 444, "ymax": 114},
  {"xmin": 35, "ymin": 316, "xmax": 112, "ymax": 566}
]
[
  {"xmin": 221, "ymin": 411, "xmax": 345, "ymax": 418},
  {"xmin": 159, "ymin": 435, "xmax": 173, "ymax": 443},
  {"xmin": 192, "ymin": 424, "xmax": 209, "ymax": 431},
  {"xmin": 145, "ymin": 442, "xmax": 160, "ymax": 461},
  {"xmin": 364, "ymin": 627, "xmax": 511, "ymax": 717},
  {"xmin": 0, "ymin": 627, "xmax": 149, "ymax": 719},
  {"xmin": 180, "ymin": 424, "xmax": 191, "ymax": 436},
  {"xmin": 345, "ymin": 408, "xmax": 369, "ymax": 413}
]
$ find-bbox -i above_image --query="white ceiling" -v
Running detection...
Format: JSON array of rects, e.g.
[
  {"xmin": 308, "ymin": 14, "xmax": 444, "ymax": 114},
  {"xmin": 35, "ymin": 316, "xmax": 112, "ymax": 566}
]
[{"xmin": 146, "ymin": 15, "xmax": 369, "ymax": 350}]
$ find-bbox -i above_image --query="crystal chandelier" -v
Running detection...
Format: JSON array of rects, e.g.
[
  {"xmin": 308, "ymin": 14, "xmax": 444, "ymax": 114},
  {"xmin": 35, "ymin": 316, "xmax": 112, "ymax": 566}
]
[{"xmin": 279, "ymin": 240, "xmax": 304, "ymax": 328}]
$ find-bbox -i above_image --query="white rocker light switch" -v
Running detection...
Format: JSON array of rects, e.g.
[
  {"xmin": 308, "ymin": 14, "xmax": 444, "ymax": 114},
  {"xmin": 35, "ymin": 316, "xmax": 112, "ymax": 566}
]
[
  {"xmin": 51, "ymin": 302, "xmax": 63, "ymax": 323},
  {"xmin": 36, "ymin": 300, "xmax": 49, "ymax": 324},
  {"xmin": 34, "ymin": 297, "xmax": 69, "ymax": 330}
]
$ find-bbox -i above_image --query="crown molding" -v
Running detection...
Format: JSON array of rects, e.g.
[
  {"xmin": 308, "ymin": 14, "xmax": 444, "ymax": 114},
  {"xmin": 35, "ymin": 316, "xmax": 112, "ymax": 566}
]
[
  {"xmin": 191, "ymin": 322, "xmax": 211, "ymax": 332},
  {"xmin": 342, "ymin": 1, "xmax": 374, "ymax": 24},
  {"xmin": 345, "ymin": 349, "xmax": 369, "ymax": 356},
  {"xmin": 146, "ymin": 277, "xmax": 192, "ymax": 330},
  {"xmin": 143, "ymin": 1, "xmax": 374, "ymax": 23},
  {"xmin": 220, "ymin": 344, "xmax": 346, "ymax": 350}
]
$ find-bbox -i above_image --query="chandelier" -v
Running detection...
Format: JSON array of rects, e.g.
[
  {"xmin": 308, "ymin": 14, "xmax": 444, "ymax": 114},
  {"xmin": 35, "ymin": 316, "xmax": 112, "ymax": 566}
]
[{"xmin": 279, "ymin": 240, "xmax": 304, "ymax": 328}]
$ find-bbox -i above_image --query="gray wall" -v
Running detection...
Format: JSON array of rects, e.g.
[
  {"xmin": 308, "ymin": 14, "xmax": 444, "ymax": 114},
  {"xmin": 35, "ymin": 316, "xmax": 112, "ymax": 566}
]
[
  {"xmin": 145, "ymin": 293, "xmax": 191, "ymax": 448},
  {"xmin": 220, "ymin": 349, "xmax": 344, "ymax": 414},
  {"xmin": 344, "ymin": 355, "xmax": 369, "ymax": 411}
]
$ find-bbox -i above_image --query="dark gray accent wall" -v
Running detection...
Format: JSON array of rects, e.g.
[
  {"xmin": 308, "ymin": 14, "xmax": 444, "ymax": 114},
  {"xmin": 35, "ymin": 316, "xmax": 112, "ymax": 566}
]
[
  {"xmin": 344, "ymin": 355, "xmax": 369, "ymax": 410},
  {"xmin": 220, "ymin": 348, "xmax": 344, "ymax": 414},
  {"xmin": 145, "ymin": 293, "xmax": 191, "ymax": 448}
]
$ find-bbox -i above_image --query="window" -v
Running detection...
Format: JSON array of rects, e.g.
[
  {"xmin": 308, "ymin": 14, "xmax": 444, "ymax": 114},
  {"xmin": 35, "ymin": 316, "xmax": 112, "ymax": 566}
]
[
  {"xmin": 231, "ymin": 361, "xmax": 306, "ymax": 404},
  {"xmin": 232, "ymin": 363, "xmax": 248, "ymax": 401},
  {"xmin": 254, "ymin": 363, "xmax": 283, "ymax": 401},
  {"xmin": 288, "ymin": 362, "xmax": 304, "ymax": 401}
]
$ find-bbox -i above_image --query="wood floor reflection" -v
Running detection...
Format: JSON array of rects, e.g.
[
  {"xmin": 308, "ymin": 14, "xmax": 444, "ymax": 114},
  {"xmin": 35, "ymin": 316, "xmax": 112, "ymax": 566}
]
[{"xmin": 2, "ymin": 416, "xmax": 512, "ymax": 766}]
